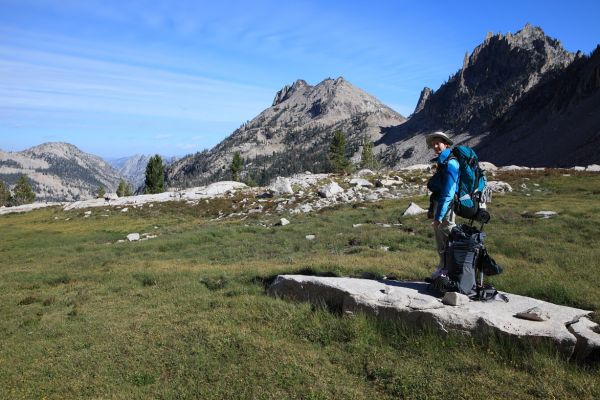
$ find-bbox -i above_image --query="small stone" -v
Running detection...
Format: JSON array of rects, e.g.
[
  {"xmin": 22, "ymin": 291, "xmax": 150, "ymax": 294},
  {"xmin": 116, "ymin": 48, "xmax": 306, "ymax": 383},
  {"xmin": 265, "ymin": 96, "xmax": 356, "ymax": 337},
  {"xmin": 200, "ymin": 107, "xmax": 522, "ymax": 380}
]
[
  {"xmin": 84, "ymin": 211, "xmax": 92, "ymax": 216},
  {"xmin": 305, "ymin": 235, "xmax": 316, "ymax": 241},
  {"xmin": 127, "ymin": 233, "xmax": 140, "ymax": 242},
  {"xmin": 515, "ymin": 307, "xmax": 550, "ymax": 321},
  {"xmin": 121, "ymin": 208, "xmax": 129, "ymax": 212},
  {"xmin": 442, "ymin": 292, "xmax": 469, "ymax": 306},
  {"xmin": 352, "ymin": 224, "xmax": 363, "ymax": 228},
  {"xmin": 535, "ymin": 211, "xmax": 557, "ymax": 219}
]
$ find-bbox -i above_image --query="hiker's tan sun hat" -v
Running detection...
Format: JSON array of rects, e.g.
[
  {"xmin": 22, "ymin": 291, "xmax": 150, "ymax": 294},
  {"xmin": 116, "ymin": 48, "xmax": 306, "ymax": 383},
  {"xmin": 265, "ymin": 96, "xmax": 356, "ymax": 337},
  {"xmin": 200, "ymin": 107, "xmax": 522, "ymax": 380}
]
[{"xmin": 426, "ymin": 131, "xmax": 454, "ymax": 148}]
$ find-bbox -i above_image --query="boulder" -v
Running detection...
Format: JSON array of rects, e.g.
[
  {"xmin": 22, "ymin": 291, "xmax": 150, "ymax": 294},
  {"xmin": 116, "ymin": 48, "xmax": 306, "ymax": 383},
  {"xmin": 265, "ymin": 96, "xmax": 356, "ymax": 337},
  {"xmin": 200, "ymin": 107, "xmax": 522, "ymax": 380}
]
[
  {"xmin": 402, "ymin": 202, "xmax": 427, "ymax": 217},
  {"xmin": 268, "ymin": 275, "xmax": 599, "ymax": 362},
  {"xmin": 269, "ymin": 177, "xmax": 294, "ymax": 195},
  {"xmin": 318, "ymin": 182, "xmax": 344, "ymax": 198},
  {"xmin": 572, "ymin": 166, "xmax": 586, "ymax": 171},
  {"xmin": 568, "ymin": 317, "xmax": 600, "ymax": 362}
]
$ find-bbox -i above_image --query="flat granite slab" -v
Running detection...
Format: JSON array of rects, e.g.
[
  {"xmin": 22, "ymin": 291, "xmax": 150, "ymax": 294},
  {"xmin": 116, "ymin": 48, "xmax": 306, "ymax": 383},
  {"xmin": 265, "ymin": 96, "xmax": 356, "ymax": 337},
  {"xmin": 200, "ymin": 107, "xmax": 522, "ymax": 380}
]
[{"xmin": 268, "ymin": 275, "xmax": 600, "ymax": 362}]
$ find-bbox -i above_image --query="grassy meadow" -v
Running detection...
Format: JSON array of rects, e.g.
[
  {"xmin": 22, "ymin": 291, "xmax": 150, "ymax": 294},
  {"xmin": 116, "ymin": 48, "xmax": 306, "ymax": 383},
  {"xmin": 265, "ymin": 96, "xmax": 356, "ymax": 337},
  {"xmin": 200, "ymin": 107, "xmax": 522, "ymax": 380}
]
[{"xmin": 1, "ymin": 170, "xmax": 599, "ymax": 399}]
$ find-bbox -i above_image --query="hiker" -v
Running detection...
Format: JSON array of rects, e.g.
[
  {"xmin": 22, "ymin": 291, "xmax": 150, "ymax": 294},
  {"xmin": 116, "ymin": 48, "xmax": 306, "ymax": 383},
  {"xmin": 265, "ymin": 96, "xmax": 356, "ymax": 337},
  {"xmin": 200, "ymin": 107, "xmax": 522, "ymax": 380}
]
[{"xmin": 425, "ymin": 131, "xmax": 458, "ymax": 280}]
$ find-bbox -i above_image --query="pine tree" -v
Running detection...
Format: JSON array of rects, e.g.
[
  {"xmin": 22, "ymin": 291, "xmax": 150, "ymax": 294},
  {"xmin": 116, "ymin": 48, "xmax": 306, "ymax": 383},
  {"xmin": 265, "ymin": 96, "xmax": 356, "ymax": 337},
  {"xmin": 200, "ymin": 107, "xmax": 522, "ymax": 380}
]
[
  {"xmin": 230, "ymin": 152, "xmax": 243, "ymax": 181},
  {"xmin": 11, "ymin": 174, "xmax": 36, "ymax": 206},
  {"xmin": 116, "ymin": 180, "xmax": 127, "ymax": 197},
  {"xmin": 125, "ymin": 183, "xmax": 133, "ymax": 197},
  {"xmin": 144, "ymin": 155, "xmax": 165, "ymax": 194},
  {"xmin": 328, "ymin": 130, "xmax": 351, "ymax": 173},
  {"xmin": 0, "ymin": 180, "xmax": 12, "ymax": 206},
  {"xmin": 360, "ymin": 137, "xmax": 379, "ymax": 170},
  {"xmin": 97, "ymin": 185, "xmax": 105, "ymax": 198}
]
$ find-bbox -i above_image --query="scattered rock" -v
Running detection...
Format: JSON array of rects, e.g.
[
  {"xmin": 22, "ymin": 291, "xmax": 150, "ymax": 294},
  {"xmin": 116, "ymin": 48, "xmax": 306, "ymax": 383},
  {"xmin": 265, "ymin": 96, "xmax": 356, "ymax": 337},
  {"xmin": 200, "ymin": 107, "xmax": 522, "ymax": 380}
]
[
  {"xmin": 126, "ymin": 233, "xmax": 140, "ymax": 242},
  {"xmin": 84, "ymin": 211, "xmax": 92, "ymax": 216},
  {"xmin": 442, "ymin": 292, "xmax": 469, "ymax": 306},
  {"xmin": 402, "ymin": 202, "xmax": 427, "ymax": 216},
  {"xmin": 349, "ymin": 178, "xmax": 373, "ymax": 187},
  {"xmin": 104, "ymin": 193, "xmax": 119, "ymax": 201},
  {"xmin": 586, "ymin": 164, "xmax": 600, "ymax": 172},
  {"xmin": 355, "ymin": 169, "xmax": 375, "ymax": 176},
  {"xmin": 515, "ymin": 307, "xmax": 550, "ymax": 321},
  {"xmin": 121, "ymin": 208, "xmax": 129, "ymax": 213},
  {"xmin": 376, "ymin": 179, "xmax": 401, "ymax": 187},
  {"xmin": 297, "ymin": 204, "xmax": 313, "ymax": 213},
  {"xmin": 487, "ymin": 181, "xmax": 513, "ymax": 193},
  {"xmin": 572, "ymin": 166, "xmax": 586, "ymax": 171},
  {"xmin": 305, "ymin": 234, "xmax": 316, "ymax": 240},
  {"xmin": 277, "ymin": 218, "xmax": 290, "ymax": 226},
  {"xmin": 401, "ymin": 164, "xmax": 431, "ymax": 171},
  {"xmin": 499, "ymin": 165, "xmax": 530, "ymax": 171},
  {"xmin": 479, "ymin": 161, "xmax": 498, "ymax": 171},
  {"xmin": 352, "ymin": 224, "xmax": 363, "ymax": 228}
]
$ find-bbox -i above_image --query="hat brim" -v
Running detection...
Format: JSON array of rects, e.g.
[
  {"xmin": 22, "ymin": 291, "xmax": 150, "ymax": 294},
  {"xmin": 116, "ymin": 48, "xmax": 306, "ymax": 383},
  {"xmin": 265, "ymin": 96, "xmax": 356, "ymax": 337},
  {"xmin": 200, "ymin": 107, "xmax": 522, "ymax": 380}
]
[{"xmin": 426, "ymin": 133, "xmax": 453, "ymax": 148}]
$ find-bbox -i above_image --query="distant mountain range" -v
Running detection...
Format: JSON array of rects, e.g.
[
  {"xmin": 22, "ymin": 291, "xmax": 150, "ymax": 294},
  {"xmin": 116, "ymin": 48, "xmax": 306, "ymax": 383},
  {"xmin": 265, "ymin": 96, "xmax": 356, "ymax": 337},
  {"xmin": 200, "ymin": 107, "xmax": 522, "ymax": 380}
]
[
  {"xmin": 0, "ymin": 142, "xmax": 122, "ymax": 202},
  {"xmin": 3, "ymin": 24, "xmax": 599, "ymax": 200}
]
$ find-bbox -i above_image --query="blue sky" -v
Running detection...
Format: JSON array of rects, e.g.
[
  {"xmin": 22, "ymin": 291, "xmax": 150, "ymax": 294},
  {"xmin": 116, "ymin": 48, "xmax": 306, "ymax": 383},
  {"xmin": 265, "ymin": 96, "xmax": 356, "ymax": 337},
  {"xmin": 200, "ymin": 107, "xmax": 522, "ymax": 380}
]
[{"xmin": 1, "ymin": 0, "xmax": 599, "ymax": 158}]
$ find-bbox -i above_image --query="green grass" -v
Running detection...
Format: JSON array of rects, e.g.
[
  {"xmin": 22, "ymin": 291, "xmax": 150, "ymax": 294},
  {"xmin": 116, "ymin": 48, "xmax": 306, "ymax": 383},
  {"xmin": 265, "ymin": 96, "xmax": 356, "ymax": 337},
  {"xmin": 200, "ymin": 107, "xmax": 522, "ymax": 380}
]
[{"xmin": 1, "ymin": 171, "xmax": 599, "ymax": 399}]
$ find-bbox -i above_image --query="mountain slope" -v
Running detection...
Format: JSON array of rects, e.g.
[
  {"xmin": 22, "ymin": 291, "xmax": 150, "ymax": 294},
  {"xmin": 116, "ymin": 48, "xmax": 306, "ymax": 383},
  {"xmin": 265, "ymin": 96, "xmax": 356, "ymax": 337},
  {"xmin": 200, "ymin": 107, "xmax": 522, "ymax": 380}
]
[
  {"xmin": 0, "ymin": 142, "xmax": 122, "ymax": 201},
  {"xmin": 476, "ymin": 45, "xmax": 600, "ymax": 166},
  {"xmin": 167, "ymin": 77, "xmax": 406, "ymax": 186},
  {"xmin": 378, "ymin": 24, "xmax": 579, "ymax": 167}
]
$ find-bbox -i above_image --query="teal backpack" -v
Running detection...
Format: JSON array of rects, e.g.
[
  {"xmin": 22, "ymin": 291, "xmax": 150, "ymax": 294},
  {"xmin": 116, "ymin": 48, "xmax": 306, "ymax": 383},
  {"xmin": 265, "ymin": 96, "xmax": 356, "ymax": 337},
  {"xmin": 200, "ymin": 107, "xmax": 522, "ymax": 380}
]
[{"xmin": 450, "ymin": 146, "xmax": 489, "ymax": 222}]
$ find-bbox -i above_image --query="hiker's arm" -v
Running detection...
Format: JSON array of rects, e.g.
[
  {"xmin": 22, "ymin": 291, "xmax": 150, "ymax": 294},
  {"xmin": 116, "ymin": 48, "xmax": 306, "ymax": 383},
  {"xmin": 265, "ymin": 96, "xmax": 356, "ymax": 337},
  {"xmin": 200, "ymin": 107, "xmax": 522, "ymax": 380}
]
[{"xmin": 434, "ymin": 159, "xmax": 459, "ymax": 221}]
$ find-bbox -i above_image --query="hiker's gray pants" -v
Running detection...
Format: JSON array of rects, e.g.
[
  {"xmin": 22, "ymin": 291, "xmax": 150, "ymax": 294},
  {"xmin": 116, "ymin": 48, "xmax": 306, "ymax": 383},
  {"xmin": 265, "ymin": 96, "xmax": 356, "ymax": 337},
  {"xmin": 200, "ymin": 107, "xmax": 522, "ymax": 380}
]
[{"xmin": 432, "ymin": 201, "xmax": 456, "ymax": 269}]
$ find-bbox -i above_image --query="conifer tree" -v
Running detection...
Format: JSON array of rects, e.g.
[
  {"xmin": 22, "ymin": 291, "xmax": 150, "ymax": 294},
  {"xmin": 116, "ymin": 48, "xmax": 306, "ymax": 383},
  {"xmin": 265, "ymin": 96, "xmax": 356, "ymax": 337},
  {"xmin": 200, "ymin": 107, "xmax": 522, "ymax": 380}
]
[
  {"xmin": 0, "ymin": 180, "xmax": 11, "ymax": 206},
  {"xmin": 360, "ymin": 137, "xmax": 378, "ymax": 170},
  {"xmin": 11, "ymin": 174, "xmax": 36, "ymax": 206},
  {"xmin": 144, "ymin": 155, "xmax": 165, "ymax": 194},
  {"xmin": 328, "ymin": 130, "xmax": 351, "ymax": 173},
  {"xmin": 116, "ymin": 180, "xmax": 128, "ymax": 197},
  {"xmin": 97, "ymin": 185, "xmax": 105, "ymax": 198},
  {"xmin": 230, "ymin": 152, "xmax": 243, "ymax": 181}
]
